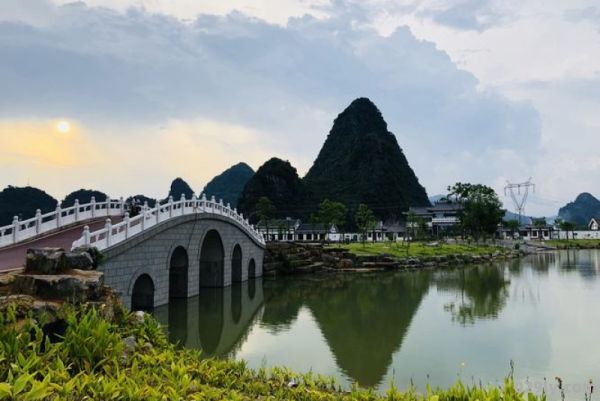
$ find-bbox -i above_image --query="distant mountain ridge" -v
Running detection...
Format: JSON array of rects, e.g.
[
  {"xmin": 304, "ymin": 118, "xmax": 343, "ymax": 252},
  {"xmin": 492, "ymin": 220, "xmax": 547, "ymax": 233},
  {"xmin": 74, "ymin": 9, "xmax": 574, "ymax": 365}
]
[
  {"xmin": 202, "ymin": 163, "xmax": 254, "ymax": 208},
  {"xmin": 558, "ymin": 192, "xmax": 600, "ymax": 227}
]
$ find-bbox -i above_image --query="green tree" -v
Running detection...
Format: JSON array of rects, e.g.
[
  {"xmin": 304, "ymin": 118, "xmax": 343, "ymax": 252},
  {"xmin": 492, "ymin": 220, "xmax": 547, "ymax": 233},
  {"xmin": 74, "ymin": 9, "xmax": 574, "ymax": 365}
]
[
  {"xmin": 256, "ymin": 196, "xmax": 276, "ymax": 240},
  {"xmin": 316, "ymin": 199, "xmax": 347, "ymax": 242},
  {"xmin": 447, "ymin": 182, "xmax": 505, "ymax": 240},
  {"xmin": 355, "ymin": 204, "xmax": 377, "ymax": 244},
  {"xmin": 559, "ymin": 220, "xmax": 576, "ymax": 241},
  {"xmin": 504, "ymin": 219, "xmax": 520, "ymax": 238}
]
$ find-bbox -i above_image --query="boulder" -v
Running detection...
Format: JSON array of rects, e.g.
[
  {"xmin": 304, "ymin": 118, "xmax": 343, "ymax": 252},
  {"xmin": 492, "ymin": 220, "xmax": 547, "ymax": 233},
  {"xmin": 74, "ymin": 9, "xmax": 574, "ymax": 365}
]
[
  {"xmin": 64, "ymin": 251, "xmax": 94, "ymax": 270},
  {"xmin": 25, "ymin": 248, "xmax": 67, "ymax": 274},
  {"xmin": 13, "ymin": 270, "xmax": 104, "ymax": 303},
  {"xmin": 336, "ymin": 258, "xmax": 354, "ymax": 269}
]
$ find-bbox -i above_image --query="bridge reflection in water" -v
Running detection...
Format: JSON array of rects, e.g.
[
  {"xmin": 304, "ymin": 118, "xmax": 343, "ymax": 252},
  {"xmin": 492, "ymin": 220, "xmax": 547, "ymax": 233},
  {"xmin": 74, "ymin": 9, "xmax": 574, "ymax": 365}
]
[{"xmin": 154, "ymin": 279, "xmax": 264, "ymax": 357}]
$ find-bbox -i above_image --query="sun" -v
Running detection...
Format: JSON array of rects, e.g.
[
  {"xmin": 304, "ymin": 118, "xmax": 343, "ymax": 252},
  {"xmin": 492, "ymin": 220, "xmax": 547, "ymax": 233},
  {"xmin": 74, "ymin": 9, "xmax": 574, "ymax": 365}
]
[{"xmin": 57, "ymin": 120, "xmax": 71, "ymax": 134}]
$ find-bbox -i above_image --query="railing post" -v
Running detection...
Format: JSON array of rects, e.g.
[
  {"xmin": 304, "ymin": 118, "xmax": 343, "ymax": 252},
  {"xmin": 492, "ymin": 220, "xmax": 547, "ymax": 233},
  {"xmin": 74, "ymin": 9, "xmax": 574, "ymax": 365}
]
[
  {"xmin": 83, "ymin": 225, "xmax": 90, "ymax": 246},
  {"xmin": 12, "ymin": 216, "xmax": 19, "ymax": 243},
  {"xmin": 143, "ymin": 201, "xmax": 148, "ymax": 214},
  {"xmin": 191, "ymin": 195, "xmax": 197, "ymax": 212},
  {"xmin": 211, "ymin": 196, "xmax": 216, "ymax": 213},
  {"xmin": 74, "ymin": 199, "xmax": 80, "ymax": 221},
  {"xmin": 105, "ymin": 196, "xmax": 111, "ymax": 216},
  {"xmin": 105, "ymin": 218, "xmax": 112, "ymax": 247},
  {"xmin": 56, "ymin": 205, "xmax": 62, "ymax": 228},
  {"xmin": 35, "ymin": 209, "xmax": 42, "ymax": 234},
  {"xmin": 90, "ymin": 196, "xmax": 96, "ymax": 218},
  {"xmin": 219, "ymin": 199, "xmax": 224, "ymax": 215},
  {"xmin": 119, "ymin": 197, "xmax": 125, "ymax": 214},
  {"xmin": 180, "ymin": 194, "xmax": 186, "ymax": 215},
  {"xmin": 140, "ymin": 208, "xmax": 146, "ymax": 231},
  {"xmin": 124, "ymin": 213, "xmax": 130, "ymax": 239},
  {"xmin": 169, "ymin": 196, "xmax": 174, "ymax": 218},
  {"xmin": 201, "ymin": 193, "xmax": 207, "ymax": 212},
  {"xmin": 156, "ymin": 203, "xmax": 160, "ymax": 224}
]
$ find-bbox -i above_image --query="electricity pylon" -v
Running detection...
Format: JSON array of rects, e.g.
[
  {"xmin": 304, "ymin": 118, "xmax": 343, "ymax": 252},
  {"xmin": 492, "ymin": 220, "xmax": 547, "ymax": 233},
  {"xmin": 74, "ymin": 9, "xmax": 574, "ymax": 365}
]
[{"xmin": 504, "ymin": 178, "xmax": 535, "ymax": 225}]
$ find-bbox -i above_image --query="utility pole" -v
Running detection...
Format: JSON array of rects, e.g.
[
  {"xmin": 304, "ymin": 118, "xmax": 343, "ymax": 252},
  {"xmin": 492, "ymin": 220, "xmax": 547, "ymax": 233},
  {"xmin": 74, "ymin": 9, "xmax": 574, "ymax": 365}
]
[{"xmin": 504, "ymin": 178, "xmax": 535, "ymax": 225}]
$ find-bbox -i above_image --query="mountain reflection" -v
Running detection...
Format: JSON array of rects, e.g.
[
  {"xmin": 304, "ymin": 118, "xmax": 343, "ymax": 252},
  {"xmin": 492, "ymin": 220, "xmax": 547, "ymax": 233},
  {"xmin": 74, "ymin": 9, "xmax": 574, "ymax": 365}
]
[
  {"xmin": 263, "ymin": 273, "xmax": 431, "ymax": 387},
  {"xmin": 153, "ymin": 251, "xmax": 600, "ymax": 395}
]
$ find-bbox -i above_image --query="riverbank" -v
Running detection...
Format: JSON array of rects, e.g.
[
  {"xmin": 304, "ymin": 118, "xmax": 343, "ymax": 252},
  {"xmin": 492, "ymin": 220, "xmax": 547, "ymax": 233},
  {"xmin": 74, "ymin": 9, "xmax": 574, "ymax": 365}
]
[
  {"xmin": 264, "ymin": 241, "xmax": 523, "ymax": 276},
  {"xmin": 546, "ymin": 239, "xmax": 600, "ymax": 249},
  {"xmin": 0, "ymin": 298, "xmax": 544, "ymax": 401}
]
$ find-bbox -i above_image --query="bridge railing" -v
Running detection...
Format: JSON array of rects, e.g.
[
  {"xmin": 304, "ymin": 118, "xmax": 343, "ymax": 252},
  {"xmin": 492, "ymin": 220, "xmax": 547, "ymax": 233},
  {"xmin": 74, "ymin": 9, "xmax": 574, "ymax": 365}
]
[
  {"xmin": 0, "ymin": 197, "xmax": 125, "ymax": 248},
  {"xmin": 71, "ymin": 194, "xmax": 265, "ymax": 251}
]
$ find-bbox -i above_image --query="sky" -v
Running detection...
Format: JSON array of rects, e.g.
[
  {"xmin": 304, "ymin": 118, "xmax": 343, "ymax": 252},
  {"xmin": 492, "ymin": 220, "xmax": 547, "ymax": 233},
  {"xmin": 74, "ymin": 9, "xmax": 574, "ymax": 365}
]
[{"xmin": 1, "ymin": 0, "xmax": 600, "ymax": 216}]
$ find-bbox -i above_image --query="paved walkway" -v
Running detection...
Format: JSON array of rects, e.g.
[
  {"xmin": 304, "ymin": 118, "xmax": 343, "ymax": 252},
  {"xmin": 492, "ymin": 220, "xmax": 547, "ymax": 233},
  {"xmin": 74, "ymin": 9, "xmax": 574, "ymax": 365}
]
[{"xmin": 0, "ymin": 217, "xmax": 121, "ymax": 272}]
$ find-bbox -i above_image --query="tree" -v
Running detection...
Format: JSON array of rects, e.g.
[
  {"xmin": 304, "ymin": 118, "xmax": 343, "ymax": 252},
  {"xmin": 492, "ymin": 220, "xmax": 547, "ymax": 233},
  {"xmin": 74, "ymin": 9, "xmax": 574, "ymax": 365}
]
[
  {"xmin": 315, "ymin": 199, "xmax": 347, "ymax": 242},
  {"xmin": 61, "ymin": 189, "xmax": 107, "ymax": 208},
  {"xmin": 256, "ymin": 197, "xmax": 276, "ymax": 240},
  {"xmin": 504, "ymin": 219, "xmax": 520, "ymax": 238},
  {"xmin": 447, "ymin": 182, "xmax": 505, "ymax": 240},
  {"xmin": 559, "ymin": 220, "xmax": 576, "ymax": 241},
  {"xmin": 355, "ymin": 204, "xmax": 377, "ymax": 244}
]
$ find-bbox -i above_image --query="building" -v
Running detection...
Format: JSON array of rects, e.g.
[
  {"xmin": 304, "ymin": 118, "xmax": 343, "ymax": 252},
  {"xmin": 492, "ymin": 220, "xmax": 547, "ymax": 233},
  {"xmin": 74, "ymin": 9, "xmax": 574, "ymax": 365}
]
[
  {"xmin": 499, "ymin": 224, "xmax": 557, "ymax": 241},
  {"xmin": 588, "ymin": 217, "xmax": 600, "ymax": 231},
  {"xmin": 256, "ymin": 218, "xmax": 300, "ymax": 242},
  {"xmin": 406, "ymin": 200, "xmax": 462, "ymax": 236}
]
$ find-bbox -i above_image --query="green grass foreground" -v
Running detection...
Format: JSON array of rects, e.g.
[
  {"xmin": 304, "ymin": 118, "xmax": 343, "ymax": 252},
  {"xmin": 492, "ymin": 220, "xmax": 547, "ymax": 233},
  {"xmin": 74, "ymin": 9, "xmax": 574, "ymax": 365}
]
[
  {"xmin": 333, "ymin": 242, "xmax": 502, "ymax": 259},
  {"xmin": 0, "ymin": 303, "xmax": 543, "ymax": 401}
]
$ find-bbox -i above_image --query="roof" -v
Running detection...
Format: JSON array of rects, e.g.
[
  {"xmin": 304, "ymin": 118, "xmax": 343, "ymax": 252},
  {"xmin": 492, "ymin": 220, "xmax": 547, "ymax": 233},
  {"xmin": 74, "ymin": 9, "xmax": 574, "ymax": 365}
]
[
  {"xmin": 407, "ymin": 202, "xmax": 463, "ymax": 215},
  {"xmin": 296, "ymin": 223, "xmax": 332, "ymax": 233},
  {"xmin": 256, "ymin": 218, "xmax": 300, "ymax": 230}
]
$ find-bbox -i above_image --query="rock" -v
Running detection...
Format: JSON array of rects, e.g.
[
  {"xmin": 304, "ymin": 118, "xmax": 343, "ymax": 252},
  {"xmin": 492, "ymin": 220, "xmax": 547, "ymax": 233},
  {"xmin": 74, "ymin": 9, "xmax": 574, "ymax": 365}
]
[
  {"xmin": 25, "ymin": 248, "xmax": 67, "ymax": 274},
  {"xmin": 123, "ymin": 335, "xmax": 136, "ymax": 357},
  {"xmin": 134, "ymin": 311, "xmax": 145, "ymax": 324},
  {"xmin": 64, "ymin": 252, "xmax": 94, "ymax": 270},
  {"xmin": 336, "ymin": 258, "xmax": 354, "ymax": 269},
  {"xmin": 0, "ymin": 294, "xmax": 35, "ymax": 317},
  {"xmin": 13, "ymin": 270, "xmax": 104, "ymax": 303},
  {"xmin": 321, "ymin": 254, "xmax": 337, "ymax": 266}
]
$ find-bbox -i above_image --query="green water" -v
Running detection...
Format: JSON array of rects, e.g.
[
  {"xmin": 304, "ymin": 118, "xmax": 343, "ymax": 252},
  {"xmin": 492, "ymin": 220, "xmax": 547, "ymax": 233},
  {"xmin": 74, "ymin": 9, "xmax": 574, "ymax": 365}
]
[{"xmin": 154, "ymin": 250, "xmax": 600, "ymax": 398}]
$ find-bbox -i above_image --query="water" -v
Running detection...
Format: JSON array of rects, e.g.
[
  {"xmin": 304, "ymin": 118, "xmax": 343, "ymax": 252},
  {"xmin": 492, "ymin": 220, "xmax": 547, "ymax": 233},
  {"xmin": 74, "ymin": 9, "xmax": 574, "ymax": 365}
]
[{"xmin": 154, "ymin": 250, "xmax": 600, "ymax": 398}]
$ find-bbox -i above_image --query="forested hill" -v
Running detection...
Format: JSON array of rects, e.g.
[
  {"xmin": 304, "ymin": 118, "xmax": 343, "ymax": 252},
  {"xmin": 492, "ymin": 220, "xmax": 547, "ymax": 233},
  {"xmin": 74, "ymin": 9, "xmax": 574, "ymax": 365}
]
[
  {"xmin": 202, "ymin": 163, "xmax": 254, "ymax": 208},
  {"xmin": 303, "ymin": 97, "xmax": 430, "ymax": 220}
]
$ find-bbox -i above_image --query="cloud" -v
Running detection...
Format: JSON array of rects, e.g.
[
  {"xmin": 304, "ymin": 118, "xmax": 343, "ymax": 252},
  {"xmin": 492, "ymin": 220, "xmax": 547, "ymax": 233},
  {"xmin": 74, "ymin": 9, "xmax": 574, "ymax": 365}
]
[{"xmin": 0, "ymin": 0, "xmax": 542, "ymax": 206}]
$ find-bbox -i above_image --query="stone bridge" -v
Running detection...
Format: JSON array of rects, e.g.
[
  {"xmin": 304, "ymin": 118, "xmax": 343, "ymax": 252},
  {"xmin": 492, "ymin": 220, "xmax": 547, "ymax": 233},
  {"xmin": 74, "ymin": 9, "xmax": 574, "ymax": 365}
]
[{"xmin": 0, "ymin": 195, "xmax": 266, "ymax": 310}]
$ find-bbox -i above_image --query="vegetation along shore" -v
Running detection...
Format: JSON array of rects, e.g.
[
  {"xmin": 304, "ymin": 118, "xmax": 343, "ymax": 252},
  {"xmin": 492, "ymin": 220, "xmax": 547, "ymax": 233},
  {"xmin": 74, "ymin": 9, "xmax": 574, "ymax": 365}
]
[{"xmin": 0, "ymin": 299, "xmax": 551, "ymax": 401}]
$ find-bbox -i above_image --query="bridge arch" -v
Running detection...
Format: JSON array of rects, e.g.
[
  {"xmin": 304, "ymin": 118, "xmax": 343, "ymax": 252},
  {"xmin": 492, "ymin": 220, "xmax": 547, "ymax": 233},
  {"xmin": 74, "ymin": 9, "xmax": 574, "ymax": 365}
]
[
  {"xmin": 199, "ymin": 229, "xmax": 225, "ymax": 287},
  {"xmin": 232, "ymin": 244, "xmax": 243, "ymax": 283},
  {"xmin": 169, "ymin": 246, "xmax": 188, "ymax": 299},
  {"xmin": 131, "ymin": 273, "xmax": 155, "ymax": 311},
  {"xmin": 248, "ymin": 258, "xmax": 256, "ymax": 279}
]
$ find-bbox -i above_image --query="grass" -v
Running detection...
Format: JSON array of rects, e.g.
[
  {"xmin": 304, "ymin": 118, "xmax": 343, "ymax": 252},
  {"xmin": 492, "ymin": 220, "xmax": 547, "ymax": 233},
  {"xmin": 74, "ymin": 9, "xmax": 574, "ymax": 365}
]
[
  {"xmin": 0, "ymin": 301, "xmax": 547, "ymax": 401},
  {"xmin": 331, "ymin": 241, "xmax": 503, "ymax": 259},
  {"xmin": 546, "ymin": 239, "xmax": 600, "ymax": 249}
]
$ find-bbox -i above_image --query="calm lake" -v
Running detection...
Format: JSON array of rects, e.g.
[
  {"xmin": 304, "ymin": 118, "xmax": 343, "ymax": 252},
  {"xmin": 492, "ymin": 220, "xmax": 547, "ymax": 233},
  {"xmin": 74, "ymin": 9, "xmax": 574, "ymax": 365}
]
[{"xmin": 154, "ymin": 250, "xmax": 600, "ymax": 398}]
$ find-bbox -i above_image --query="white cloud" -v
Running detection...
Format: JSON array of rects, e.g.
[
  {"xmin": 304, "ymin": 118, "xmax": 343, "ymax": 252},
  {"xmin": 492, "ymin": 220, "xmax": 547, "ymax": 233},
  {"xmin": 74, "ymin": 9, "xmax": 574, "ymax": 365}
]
[{"xmin": 0, "ymin": 0, "xmax": 550, "ymax": 212}]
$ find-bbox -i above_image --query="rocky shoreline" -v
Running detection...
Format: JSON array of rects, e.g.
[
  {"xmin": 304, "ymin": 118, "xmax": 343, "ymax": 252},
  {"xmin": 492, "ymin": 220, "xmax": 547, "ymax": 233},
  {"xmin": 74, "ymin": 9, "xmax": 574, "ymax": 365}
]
[{"xmin": 264, "ymin": 242, "xmax": 525, "ymax": 276}]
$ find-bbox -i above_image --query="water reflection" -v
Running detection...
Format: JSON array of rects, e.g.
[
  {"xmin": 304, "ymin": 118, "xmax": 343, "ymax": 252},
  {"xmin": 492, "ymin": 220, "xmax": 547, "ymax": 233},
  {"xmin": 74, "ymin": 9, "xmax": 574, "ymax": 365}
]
[
  {"xmin": 154, "ymin": 251, "xmax": 600, "ymax": 397},
  {"xmin": 436, "ymin": 265, "xmax": 509, "ymax": 324},
  {"xmin": 154, "ymin": 280, "xmax": 264, "ymax": 357}
]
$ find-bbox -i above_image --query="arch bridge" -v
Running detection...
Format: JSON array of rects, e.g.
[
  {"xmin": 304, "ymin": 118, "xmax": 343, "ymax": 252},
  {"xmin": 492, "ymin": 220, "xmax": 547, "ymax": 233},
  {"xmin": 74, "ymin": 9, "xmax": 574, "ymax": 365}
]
[{"xmin": 0, "ymin": 195, "xmax": 265, "ymax": 310}]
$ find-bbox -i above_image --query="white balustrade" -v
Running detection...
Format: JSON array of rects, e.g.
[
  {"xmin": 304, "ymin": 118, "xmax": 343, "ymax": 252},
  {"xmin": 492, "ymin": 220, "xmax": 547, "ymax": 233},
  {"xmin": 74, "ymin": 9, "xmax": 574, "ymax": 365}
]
[
  {"xmin": 70, "ymin": 196, "xmax": 265, "ymax": 251},
  {"xmin": 0, "ymin": 198, "xmax": 126, "ymax": 248}
]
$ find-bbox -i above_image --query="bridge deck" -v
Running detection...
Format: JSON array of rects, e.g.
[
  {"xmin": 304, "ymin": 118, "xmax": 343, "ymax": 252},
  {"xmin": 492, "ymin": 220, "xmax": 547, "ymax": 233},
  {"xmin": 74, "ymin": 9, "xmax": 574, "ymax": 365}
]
[{"xmin": 0, "ymin": 217, "xmax": 121, "ymax": 271}]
